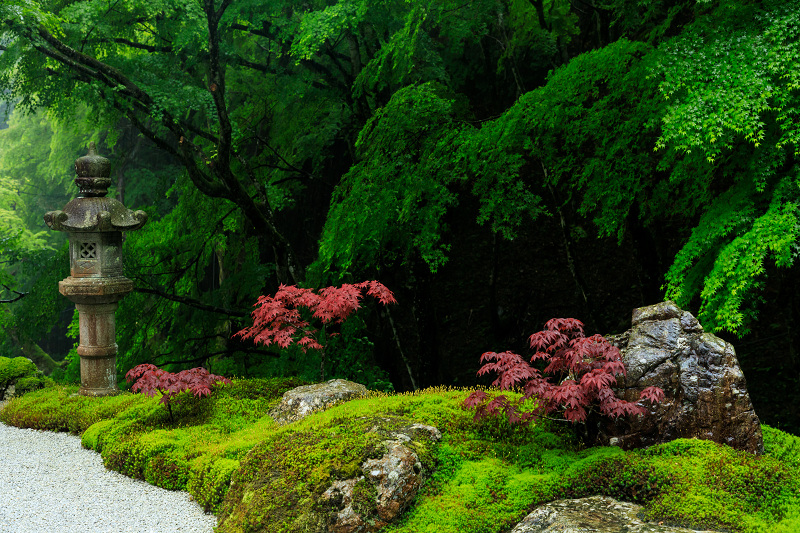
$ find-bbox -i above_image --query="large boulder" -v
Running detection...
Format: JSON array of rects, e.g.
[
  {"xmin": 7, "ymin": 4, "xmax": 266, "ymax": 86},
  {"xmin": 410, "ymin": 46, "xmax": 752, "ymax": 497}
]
[
  {"xmin": 508, "ymin": 496, "xmax": 716, "ymax": 533},
  {"xmin": 269, "ymin": 378, "xmax": 368, "ymax": 425},
  {"xmin": 597, "ymin": 302, "xmax": 763, "ymax": 454}
]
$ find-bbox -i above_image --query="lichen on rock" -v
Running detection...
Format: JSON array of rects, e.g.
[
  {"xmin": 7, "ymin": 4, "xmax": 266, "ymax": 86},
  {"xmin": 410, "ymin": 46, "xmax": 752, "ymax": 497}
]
[
  {"xmin": 509, "ymin": 495, "xmax": 719, "ymax": 533},
  {"xmin": 269, "ymin": 379, "xmax": 368, "ymax": 425},
  {"xmin": 216, "ymin": 414, "xmax": 440, "ymax": 533}
]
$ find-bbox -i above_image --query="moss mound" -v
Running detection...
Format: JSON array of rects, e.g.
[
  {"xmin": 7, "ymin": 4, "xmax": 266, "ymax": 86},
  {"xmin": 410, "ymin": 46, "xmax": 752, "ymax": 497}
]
[
  {"xmin": 0, "ymin": 356, "xmax": 42, "ymax": 398},
  {"xmin": 1, "ymin": 381, "xmax": 799, "ymax": 533},
  {"xmin": 217, "ymin": 415, "xmax": 437, "ymax": 532}
]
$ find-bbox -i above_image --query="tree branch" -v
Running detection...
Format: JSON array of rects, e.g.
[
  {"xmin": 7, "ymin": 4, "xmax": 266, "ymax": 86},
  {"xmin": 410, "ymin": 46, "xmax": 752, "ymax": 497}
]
[
  {"xmin": 0, "ymin": 285, "xmax": 26, "ymax": 304},
  {"xmin": 111, "ymin": 38, "xmax": 171, "ymax": 53},
  {"xmin": 134, "ymin": 287, "xmax": 247, "ymax": 317}
]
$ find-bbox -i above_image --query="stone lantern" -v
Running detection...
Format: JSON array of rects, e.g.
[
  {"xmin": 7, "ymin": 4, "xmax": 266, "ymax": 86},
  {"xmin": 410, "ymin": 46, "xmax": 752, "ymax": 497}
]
[{"xmin": 44, "ymin": 142, "xmax": 147, "ymax": 396}]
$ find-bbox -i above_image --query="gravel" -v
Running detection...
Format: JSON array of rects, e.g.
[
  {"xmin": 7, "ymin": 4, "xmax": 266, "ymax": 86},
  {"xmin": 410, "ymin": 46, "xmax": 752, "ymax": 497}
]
[{"xmin": 0, "ymin": 418, "xmax": 218, "ymax": 533}]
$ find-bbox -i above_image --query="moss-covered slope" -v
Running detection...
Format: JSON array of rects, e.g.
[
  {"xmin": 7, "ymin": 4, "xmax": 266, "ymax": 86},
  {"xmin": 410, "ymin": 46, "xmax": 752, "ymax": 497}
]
[{"xmin": 1, "ymin": 382, "xmax": 799, "ymax": 533}]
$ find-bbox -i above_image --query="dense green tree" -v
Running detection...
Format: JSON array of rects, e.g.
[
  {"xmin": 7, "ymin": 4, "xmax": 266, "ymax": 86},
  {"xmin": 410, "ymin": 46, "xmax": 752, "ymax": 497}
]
[
  {"xmin": 2, "ymin": 0, "xmax": 800, "ymax": 433},
  {"xmin": 655, "ymin": 0, "xmax": 800, "ymax": 334}
]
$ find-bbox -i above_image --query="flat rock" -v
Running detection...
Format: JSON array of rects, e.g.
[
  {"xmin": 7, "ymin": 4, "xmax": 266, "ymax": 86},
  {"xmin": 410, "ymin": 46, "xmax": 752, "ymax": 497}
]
[
  {"xmin": 509, "ymin": 496, "xmax": 718, "ymax": 533},
  {"xmin": 269, "ymin": 378, "xmax": 368, "ymax": 425}
]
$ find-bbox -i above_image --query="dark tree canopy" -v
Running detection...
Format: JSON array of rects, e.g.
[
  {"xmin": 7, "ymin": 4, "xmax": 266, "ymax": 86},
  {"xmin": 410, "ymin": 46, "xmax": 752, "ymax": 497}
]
[{"xmin": 1, "ymin": 0, "xmax": 799, "ymax": 428}]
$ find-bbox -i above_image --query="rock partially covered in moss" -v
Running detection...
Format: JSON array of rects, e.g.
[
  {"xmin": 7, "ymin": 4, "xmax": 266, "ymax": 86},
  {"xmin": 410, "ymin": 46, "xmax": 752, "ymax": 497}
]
[
  {"xmin": 217, "ymin": 415, "xmax": 440, "ymax": 533},
  {"xmin": 269, "ymin": 379, "xmax": 368, "ymax": 425},
  {"xmin": 0, "ymin": 357, "xmax": 39, "ymax": 400},
  {"xmin": 509, "ymin": 496, "xmax": 716, "ymax": 533},
  {"xmin": 599, "ymin": 302, "xmax": 763, "ymax": 454}
]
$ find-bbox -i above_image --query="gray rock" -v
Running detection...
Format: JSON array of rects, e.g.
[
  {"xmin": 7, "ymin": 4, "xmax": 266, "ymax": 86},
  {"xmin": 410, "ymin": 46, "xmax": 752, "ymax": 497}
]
[
  {"xmin": 269, "ymin": 378, "xmax": 368, "ymax": 425},
  {"xmin": 598, "ymin": 301, "xmax": 763, "ymax": 454},
  {"xmin": 2, "ymin": 384, "xmax": 15, "ymax": 402},
  {"xmin": 320, "ymin": 420, "xmax": 441, "ymax": 533},
  {"xmin": 509, "ymin": 496, "xmax": 717, "ymax": 533}
]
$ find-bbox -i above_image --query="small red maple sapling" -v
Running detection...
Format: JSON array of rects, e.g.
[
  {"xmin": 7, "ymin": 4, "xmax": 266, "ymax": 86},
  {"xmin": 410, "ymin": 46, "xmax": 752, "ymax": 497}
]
[
  {"xmin": 464, "ymin": 318, "xmax": 664, "ymax": 428},
  {"xmin": 125, "ymin": 364, "xmax": 231, "ymax": 423},
  {"xmin": 235, "ymin": 281, "xmax": 397, "ymax": 380}
]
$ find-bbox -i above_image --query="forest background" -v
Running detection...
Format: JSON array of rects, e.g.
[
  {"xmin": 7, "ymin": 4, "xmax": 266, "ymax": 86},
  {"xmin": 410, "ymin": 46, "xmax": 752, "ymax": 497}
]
[{"xmin": 1, "ymin": 0, "xmax": 799, "ymax": 433}]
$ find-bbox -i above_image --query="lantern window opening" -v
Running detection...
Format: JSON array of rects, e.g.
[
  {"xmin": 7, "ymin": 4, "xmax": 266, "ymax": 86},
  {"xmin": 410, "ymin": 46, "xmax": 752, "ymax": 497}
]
[{"xmin": 80, "ymin": 242, "xmax": 98, "ymax": 259}]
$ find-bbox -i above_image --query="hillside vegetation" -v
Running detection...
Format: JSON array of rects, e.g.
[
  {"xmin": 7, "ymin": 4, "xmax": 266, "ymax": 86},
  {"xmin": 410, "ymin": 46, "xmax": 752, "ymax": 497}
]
[{"xmin": 2, "ymin": 381, "xmax": 799, "ymax": 533}]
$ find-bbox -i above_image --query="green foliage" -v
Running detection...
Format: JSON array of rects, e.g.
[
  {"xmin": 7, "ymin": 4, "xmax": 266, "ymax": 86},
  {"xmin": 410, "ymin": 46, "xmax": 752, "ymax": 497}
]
[
  {"xmin": 117, "ymin": 173, "xmax": 268, "ymax": 377},
  {"xmin": 655, "ymin": 0, "xmax": 800, "ymax": 334},
  {"xmin": 13, "ymin": 374, "xmax": 55, "ymax": 396},
  {"xmin": 0, "ymin": 385, "xmax": 153, "ymax": 432},
  {"xmin": 0, "ymin": 356, "xmax": 38, "ymax": 397},
  {"xmin": 316, "ymin": 82, "xmax": 465, "ymax": 275},
  {"xmin": 248, "ymin": 317, "xmax": 394, "ymax": 391},
  {"xmin": 762, "ymin": 424, "xmax": 800, "ymax": 470}
]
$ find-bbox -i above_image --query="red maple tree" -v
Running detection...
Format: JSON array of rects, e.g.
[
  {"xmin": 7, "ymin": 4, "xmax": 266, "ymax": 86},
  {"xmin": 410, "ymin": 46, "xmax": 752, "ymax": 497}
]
[
  {"xmin": 235, "ymin": 281, "xmax": 397, "ymax": 380},
  {"xmin": 125, "ymin": 364, "xmax": 231, "ymax": 422},
  {"xmin": 464, "ymin": 318, "xmax": 664, "ymax": 425}
]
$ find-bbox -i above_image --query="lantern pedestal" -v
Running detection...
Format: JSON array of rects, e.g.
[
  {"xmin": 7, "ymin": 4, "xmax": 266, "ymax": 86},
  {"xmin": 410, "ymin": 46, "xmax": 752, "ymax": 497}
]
[
  {"xmin": 75, "ymin": 302, "xmax": 120, "ymax": 396},
  {"xmin": 44, "ymin": 143, "xmax": 147, "ymax": 396}
]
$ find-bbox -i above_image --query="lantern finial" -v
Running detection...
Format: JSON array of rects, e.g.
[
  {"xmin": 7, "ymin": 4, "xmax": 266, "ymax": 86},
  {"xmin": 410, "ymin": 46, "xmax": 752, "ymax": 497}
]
[{"xmin": 75, "ymin": 143, "xmax": 111, "ymax": 197}]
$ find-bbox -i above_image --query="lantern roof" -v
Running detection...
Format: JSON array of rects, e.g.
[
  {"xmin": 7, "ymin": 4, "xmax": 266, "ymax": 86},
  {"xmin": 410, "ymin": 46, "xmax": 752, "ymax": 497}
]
[{"xmin": 44, "ymin": 143, "xmax": 148, "ymax": 233}]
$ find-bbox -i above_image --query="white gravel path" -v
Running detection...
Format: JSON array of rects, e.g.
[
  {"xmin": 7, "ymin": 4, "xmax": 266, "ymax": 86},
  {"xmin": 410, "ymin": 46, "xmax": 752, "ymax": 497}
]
[{"xmin": 0, "ymin": 415, "xmax": 218, "ymax": 533}]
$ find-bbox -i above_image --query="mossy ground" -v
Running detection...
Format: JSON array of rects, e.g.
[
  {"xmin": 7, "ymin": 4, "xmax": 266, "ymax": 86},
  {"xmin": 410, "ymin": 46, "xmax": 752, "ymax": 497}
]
[{"xmin": 1, "ymin": 382, "xmax": 799, "ymax": 533}]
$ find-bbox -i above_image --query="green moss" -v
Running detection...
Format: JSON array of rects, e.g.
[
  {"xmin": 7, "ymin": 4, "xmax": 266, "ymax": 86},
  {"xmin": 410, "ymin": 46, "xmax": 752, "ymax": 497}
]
[
  {"xmin": 0, "ymin": 356, "xmax": 38, "ymax": 397},
  {"xmin": 351, "ymin": 477, "xmax": 378, "ymax": 516},
  {"xmin": 145, "ymin": 454, "xmax": 191, "ymax": 490},
  {"xmin": 0, "ymin": 385, "xmax": 156, "ymax": 432},
  {"xmin": 13, "ymin": 375, "xmax": 55, "ymax": 396},
  {"xmin": 762, "ymin": 424, "xmax": 800, "ymax": 469},
  {"xmin": 3, "ymin": 382, "xmax": 800, "ymax": 533},
  {"xmin": 187, "ymin": 455, "xmax": 240, "ymax": 513},
  {"xmin": 217, "ymin": 415, "xmax": 436, "ymax": 533}
]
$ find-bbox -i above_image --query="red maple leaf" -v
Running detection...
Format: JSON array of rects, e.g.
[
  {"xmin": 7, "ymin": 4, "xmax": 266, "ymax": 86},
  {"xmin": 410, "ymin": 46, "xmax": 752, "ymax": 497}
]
[
  {"xmin": 235, "ymin": 281, "xmax": 396, "ymax": 380},
  {"xmin": 125, "ymin": 364, "xmax": 231, "ymax": 422},
  {"xmin": 465, "ymin": 317, "xmax": 664, "ymax": 427}
]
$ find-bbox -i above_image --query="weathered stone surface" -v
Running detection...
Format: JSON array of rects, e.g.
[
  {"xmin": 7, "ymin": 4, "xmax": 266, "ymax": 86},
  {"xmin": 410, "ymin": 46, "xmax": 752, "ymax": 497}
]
[
  {"xmin": 44, "ymin": 143, "xmax": 146, "ymax": 398},
  {"xmin": 217, "ymin": 415, "xmax": 440, "ymax": 533},
  {"xmin": 598, "ymin": 301, "xmax": 763, "ymax": 454},
  {"xmin": 320, "ymin": 420, "xmax": 440, "ymax": 533},
  {"xmin": 269, "ymin": 378, "xmax": 368, "ymax": 425},
  {"xmin": 509, "ymin": 496, "xmax": 717, "ymax": 533}
]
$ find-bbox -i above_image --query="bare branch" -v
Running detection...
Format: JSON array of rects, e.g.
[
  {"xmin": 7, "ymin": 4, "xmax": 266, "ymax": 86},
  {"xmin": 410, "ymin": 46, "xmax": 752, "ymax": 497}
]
[
  {"xmin": 0, "ymin": 285, "xmax": 27, "ymax": 304},
  {"xmin": 134, "ymin": 287, "xmax": 247, "ymax": 317},
  {"xmin": 111, "ymin": 38, "xmax": 171, "ymax": 53}
]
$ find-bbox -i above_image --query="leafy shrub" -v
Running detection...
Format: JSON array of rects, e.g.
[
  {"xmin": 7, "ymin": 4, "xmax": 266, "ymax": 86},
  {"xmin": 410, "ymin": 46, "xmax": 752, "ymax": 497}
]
[
  {"xmin": 125, "ymin": 364, "xmax": 231, "ymax": 423},
  {"xmin": 14, "ymin": 375, "xmax": 55, "ymax": 396},
  {"xmin": 235, "ymin": 281, "xmax": 396, "ymax": 380},
  {"xmin": 0, "ymin": 356, "xmax": 39, "ymax": 398},
  {"xmin": 464, "ymin": 318, "xmax": 664, "ymax": 424}
]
